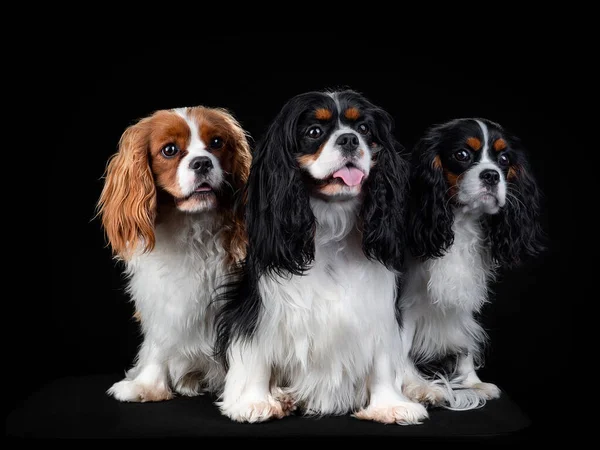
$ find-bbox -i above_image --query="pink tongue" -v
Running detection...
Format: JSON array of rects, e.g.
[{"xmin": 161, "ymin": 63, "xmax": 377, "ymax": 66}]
[
  {"xmin": 195, "ymin": 185, "xmax": 212, "ymax": 192},
  {"xmin": 332, "ymin": 166, "xmax": 364, "ymax": 186}
]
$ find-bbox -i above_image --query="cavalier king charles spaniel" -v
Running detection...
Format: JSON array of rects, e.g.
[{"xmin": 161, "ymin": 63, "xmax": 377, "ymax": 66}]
[
  {"xmin": 399, "ymin": 118, "xmax": 544, "ymax": 409},
  {"xmin": 214, "ymin": 89, "xmax": 428, "ymax": 425},
  {"xmin": 97, "ymin": 106, "xmax": 251, "ymax": 402}
]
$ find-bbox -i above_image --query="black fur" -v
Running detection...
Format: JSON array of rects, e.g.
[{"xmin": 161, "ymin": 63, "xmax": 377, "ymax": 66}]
[
  {"xmin": 484, "ymin": 135, "xmax": 545, "ymax": 268},
  {"xmin": 408, "ymin": 128, "xmax": 455, "ymax": 259},
  {"xmin": 360, "ymin": 106, "xmax": 410, "ymax": 271}
]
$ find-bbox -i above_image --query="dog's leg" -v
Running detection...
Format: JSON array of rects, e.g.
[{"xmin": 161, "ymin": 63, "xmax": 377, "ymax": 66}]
[
  {"xmin": 354, "ymin": 349, "xmax": 428, "ymax": 425},
  {"xmin": 107, "ymin": 341, "xmax": 172, "ymax": 402},
  {"xmin": 399, "ymin": 311, "xmax": 447, "ymax": 407},
  {"xmin": 217, "ymin": 341, "xmax": 294, "ymax": 423},
  {"xmin": 455, "ymin": 352, "xmax": 501, "ymax": 400}
]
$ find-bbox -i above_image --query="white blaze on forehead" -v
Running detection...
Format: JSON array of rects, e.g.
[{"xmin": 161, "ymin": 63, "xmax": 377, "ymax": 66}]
[
  {"xmin": 475, "ymin": 119, "xmax": 491, "ymax": 163},
  {"xmin": 174, "ymin": 108, "xmax": 223, "ymax": 196}
]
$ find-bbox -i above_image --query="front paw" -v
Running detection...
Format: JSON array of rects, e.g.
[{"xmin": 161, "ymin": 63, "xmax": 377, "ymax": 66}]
[
  {"xmin": 107, "ymin": 379, "xmax": 173, "ymax": 402},
  {"xmin": 271, "ymin": 387, "xmax": 298, "ymax": 413},
  {"xmin": 471, "ymin": 382, "xmax": 501, "ymax": 400},
  {"xmin": 218, "ymin": 393, "xmax": 295, "ymax": 423},
  {"xmin": 404, "ymin": 381, "xmax": 447, "ymax": 407},
  {"xmin": 353, "ymin": 401, "xmax": 428, "ymax": 425}
]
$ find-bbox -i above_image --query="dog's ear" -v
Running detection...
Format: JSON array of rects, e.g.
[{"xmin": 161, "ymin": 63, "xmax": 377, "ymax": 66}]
[
  {"xmin": 485, "ymin": 136, "xmax": 545, "ymax": 268},
  {"xmin": 97, "ymin": 117, "xmax": 156, "ymax": 260},
  {"xmin": 360, "ymin": 107, "xmax": 410, "ymax": 272},
  {"xmin": 407, "ymin": 129, "xmax": 455, "ymax": 260},
  {"xmin": 245, "ymin": 103, "xmax": 315, "ymax": 277}
]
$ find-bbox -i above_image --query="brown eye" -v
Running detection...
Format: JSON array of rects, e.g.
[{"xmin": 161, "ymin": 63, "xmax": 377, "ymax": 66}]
[
  {"xmin": 161, "ymin": 143, "xmax": 179, "ymax": 158},
  {"xmin": 454, "ymin": 150, "xmax": 470, "ymax": 162},
  {"xmin": 498, "ymin": 153, "xmax": 510, "ymax": 166},
  {"xmin": 307, "ymin": 127, "xmax": 322, "ymax": 139},
  {"xmin": 209, "ymin": 137, "xmax": 224, "ymax": 150},
  {"xmin": 358, "ymin": 123, "xmax": 369, "ymax": 135}
]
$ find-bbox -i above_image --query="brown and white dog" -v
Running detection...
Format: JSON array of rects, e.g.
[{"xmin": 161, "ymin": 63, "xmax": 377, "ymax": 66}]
[{"xmin": 97, "ymin": 106, "xmax": 251, "ymax": 402}]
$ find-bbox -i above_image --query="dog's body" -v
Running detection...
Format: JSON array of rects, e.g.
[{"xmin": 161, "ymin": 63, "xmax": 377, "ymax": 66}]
[
  {"xmin": 98, "ymin": 106, "xmax": 251, "ymax": 402},
  {"xmin": 215, "ymin": 90, "xmax": 427, "ymax": 424},
  {"xmin": 399, "ymin": 118, "xmax": 543, "ymax": 409}
]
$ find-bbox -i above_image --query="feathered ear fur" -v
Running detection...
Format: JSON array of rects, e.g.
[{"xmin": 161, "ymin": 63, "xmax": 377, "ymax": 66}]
[
  {"xmin": 407, "ymin": 130, "xmax": 456, "ymax": 260},
  {"xmin": 97, "ymin": 118, "xmax": 156, "ymax": 261},
  {"xmin": 218, "ymin": 109, "xmax": 253, "ymax": 265},
  {"xmin": 485, "ymin": 139, "xmax": 545, "ymax": 268},
  {"xmin": 244, "ymin": 104, "xmax": 315, "ymax": 277},
  {"xmin": 360, "ymin": 107, "xmax": 410, "ymax": 272}
]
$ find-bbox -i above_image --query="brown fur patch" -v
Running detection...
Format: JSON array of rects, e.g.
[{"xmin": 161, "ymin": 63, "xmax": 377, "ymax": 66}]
[
  {"xmin": 133, "ymin": 310, "xmax": 142, "ymax": 322},
  {"xmin": 315, "ymin": 108, "xmax": 332, "ymax": 120},
  {"xmin": 359, "ymin": 149, "xmax": 365, "ymax": 158},
  {"xmin": 493, "ymin": 138, "xmax": 507, "ymax": 151},
  {"xmin": 297, "ymin": 143, "xmax": 326, "ymax": 167},
  {"xmin": 433, "ymin": 155, "xmax": 442, "ymax": 169},
  {"xmin": 344, "ymin": 107, "xmax": 360, "ymax": 120},
  {"xmin": 507, "ymin": 165, "xmax": 518, "ymax": 180},
  {"xmin": 466, "ymin": 137, "xmax": 482, "ymax": 151},
  {"xmin": 445, "ymin": 171, "xmax": 460, "ymax": 197},
  {"xmin": 148, "ymin": 111, "xmax": 191, "ymax": 197}
]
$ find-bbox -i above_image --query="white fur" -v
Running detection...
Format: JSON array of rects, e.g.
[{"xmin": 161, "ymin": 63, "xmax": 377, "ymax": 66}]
[
  {"xmin": 399, "ymin": 208, "xmax": 502, "ymax": 410},
  {"xmin": 107, "ymin": 212, "xmax": 228, "ymax": 401},
  {"xmin": 218, "ymin": 197, "xmax": 427, "ymax": 424},
  {"xmin": 174, "ymin": 108, "xmax": 223, "ymax": 197}
]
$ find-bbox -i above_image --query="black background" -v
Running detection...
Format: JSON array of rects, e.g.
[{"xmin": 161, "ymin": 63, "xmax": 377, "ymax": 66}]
[{"xmin": 20, "ymin": 35, "xmax": 572, "ymax": 438}]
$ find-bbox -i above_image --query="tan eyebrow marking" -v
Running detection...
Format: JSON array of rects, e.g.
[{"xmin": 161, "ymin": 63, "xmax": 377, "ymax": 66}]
[
  {"xmin": 493, "ymin": 138, "xmax": 507, "ymax": 151},
  {"xmin": 315, "ymin": 108, "xmax": 332, "ymax": 120},
  {"xmin": 466, "ymin": 137, "xmax": 482, "ymax": 151},
  {"xmin": 344, "ymin": 107, "xmax": 360, "ymax": 120}
]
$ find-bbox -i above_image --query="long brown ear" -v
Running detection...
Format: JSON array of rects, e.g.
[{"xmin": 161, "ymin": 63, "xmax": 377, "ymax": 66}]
[
  {"xmin": 97, "ymin": 118, "xmax": 157, "ymax": 261},
  {"xmin": 219, "ymin": 109, "xmax": 252, "ymax": 265}
]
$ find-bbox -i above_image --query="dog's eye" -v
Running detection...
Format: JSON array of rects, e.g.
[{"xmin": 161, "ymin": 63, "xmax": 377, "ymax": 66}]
[
  {"xmin": 161, "ymin": 143, "xmax": 179, "ymax": 158},
  {"xmin": 454, "ymin": 150, "xmax": 470, "ymax": 162},
  {"xmin": 358, "ymin": 124, "xmax": 369, "ymax": 135},
  {"xmin": 498, "ymin": 153, "xmax": 510, "ymax": 166},
  {"xmin": 307, "ymin": 127, "xmax": 322, "ymax": 139},
  {"xmin": 209, "ymin": 137, "xmax": 224, "ymax": 150}
]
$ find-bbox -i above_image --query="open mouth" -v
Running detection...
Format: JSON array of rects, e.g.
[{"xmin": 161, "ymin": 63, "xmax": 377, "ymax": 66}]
[{"xmin": 315, "ymin": 163, "xmax": 365, "ymax": 187}]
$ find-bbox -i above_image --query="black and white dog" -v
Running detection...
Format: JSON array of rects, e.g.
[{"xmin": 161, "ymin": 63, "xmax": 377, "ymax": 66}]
[
  {"xmin": 400, "ymin": 118, "xmax": 544, "ymax": 409},
  {"xmin": 214, "ymin": 89, "xmax": 428, "ymax": 425}
]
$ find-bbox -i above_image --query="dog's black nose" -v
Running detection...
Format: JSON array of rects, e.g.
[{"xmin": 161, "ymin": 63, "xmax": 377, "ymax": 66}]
[
  {"xmin": 335, "ymin": 133, "xmax": 359, "ymax": 153},
  {"xmin": 189, "ymin": 156, "xmax": 213, "ymax": 175},
  {"xmin": 480, "ymin": 169, "xmax": 500, "ymax": 186}
]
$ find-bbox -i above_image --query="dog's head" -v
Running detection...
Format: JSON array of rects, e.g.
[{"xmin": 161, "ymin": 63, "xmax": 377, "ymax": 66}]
[
  {"xmin": 245, "ymin": 89, "xmax": 410, "ymax": 276},
  {"xmin": 97, "ymin": 106, "xmax": 251, "ymax": 261},
  {"xmin": 408, "ymin": 118, "xmax": 544, "ymax": 267}
]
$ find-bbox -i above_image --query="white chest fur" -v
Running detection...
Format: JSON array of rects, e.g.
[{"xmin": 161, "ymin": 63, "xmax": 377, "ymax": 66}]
[
  {"xmin": 256, "ymin": 198, "xmax": 398, "ymax": 414},
  {"xmin": 125, "ymin": 212, "xmax": 228, "ymax": 358}
]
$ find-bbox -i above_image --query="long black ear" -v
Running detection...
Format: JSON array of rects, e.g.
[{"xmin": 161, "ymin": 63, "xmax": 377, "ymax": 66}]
[
  {"xmin": 360, "ymin": 108, "xmax": 410, "ymax": 272},
  {"xmin": 485, "ymin": 150, "xmax": 545, "ymax": 268},
  {"xmin": 245, "ymin": 109, "xmax": 315, "ymax": 277},
  {"xmin": 407, "ymin": 130, "xmax": 455, "ymax": 260}
]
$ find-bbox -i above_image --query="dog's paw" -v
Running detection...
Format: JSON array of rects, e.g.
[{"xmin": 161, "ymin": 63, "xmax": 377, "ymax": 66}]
[
  {"xmin": 353, "ymin": 401, "xmax": 428, "ymax": 425},
  {"xmin": 271, "ymin": 387, "xmax": 297, "ymax": 413},
  {"xmin": 471, "ymin": 382, "xmax": 501, "ymax": 400},
  {"xmin": 404, "ymin": 381, "xmax": 447, "ymax": 406},
  {"xmin": 107, "ymin": 379, "xmax": 173, "ymax": 402},
  {"xmin": 218, "ymin": 394, "xmax": 294, "ymax": 423}
]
